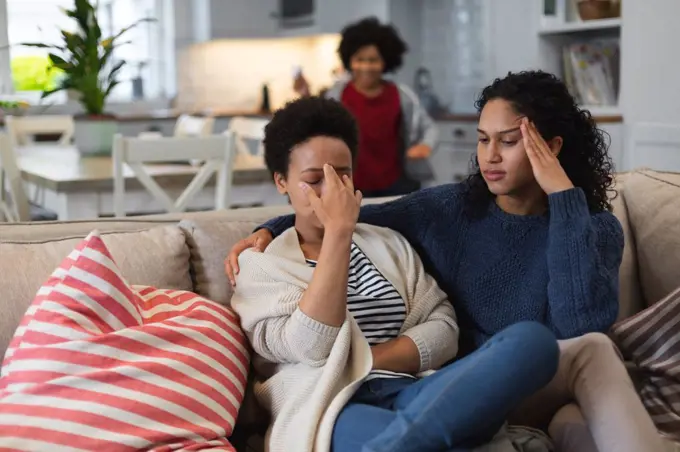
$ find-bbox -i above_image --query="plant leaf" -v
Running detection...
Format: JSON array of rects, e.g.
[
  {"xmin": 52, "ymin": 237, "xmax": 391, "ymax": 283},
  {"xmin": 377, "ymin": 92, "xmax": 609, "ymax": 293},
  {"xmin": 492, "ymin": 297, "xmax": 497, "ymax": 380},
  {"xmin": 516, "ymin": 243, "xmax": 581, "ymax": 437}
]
[
  {"xmin": 47, "ymin": 53, "xmax": 72, "ymax": 71},
  {"xmin": 19, "ymin": 43, "xmax": 64, "ymax": 51},
  {"xmin": 107, "ymin": 60, "xmax": 125, "ymax": 82},
  {"xmin": 110, "ymin": 17, "xmax": 156, "ymax": 42},
  {"xmin": 40, "ymin": 87, "xmax": 65, "ymax": 99}
]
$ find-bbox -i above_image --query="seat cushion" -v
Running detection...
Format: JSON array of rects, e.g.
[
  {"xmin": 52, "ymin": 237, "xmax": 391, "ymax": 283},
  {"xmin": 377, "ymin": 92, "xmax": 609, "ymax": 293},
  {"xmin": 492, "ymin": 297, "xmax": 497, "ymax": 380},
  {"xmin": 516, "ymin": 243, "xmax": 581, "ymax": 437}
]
[
  {"xmin": 0, "ymin": 231, "xmax": 249, "ymax": 451},
  {"xmin": 0, "ymin": 225, "xmax": 192, "ymax": 361}
]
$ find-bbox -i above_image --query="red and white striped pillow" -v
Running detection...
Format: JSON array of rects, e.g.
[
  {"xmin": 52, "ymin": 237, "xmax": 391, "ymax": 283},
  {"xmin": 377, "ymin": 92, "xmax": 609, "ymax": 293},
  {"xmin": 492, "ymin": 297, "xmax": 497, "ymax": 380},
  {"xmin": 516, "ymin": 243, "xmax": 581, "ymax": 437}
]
[{"xmin": 0, "ymin": 231, "xmax": 250, "ymax": 451}]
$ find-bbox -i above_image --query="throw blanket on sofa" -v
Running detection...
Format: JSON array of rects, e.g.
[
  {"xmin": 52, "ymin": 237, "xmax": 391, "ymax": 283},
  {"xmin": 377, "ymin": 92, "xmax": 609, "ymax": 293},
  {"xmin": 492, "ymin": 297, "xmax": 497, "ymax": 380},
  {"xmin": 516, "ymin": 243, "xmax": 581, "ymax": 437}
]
[{"xmin": 231, "ymin": 224, "xmax": 459, "ymax": 452}]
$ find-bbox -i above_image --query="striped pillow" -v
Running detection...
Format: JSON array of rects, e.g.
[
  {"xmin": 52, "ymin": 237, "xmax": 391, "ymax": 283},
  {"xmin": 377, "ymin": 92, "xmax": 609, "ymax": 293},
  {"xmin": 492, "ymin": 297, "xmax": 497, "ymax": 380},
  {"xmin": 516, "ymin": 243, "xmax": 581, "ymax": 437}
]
[
  {"xmin": 611, "ymin": 286, "xmax": 680, "ymax": 443},
  {"xmin": 0, "ymin": 230, "xmax": 250, "ymax": 451}
]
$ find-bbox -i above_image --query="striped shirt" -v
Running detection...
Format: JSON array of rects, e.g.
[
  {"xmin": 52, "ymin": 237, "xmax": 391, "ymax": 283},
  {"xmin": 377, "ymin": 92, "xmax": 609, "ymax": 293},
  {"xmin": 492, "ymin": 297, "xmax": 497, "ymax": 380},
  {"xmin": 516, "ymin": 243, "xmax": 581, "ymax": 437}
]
[{"xmin": 307, "ymin": 242, "xmax": 415, "ymax": 380}]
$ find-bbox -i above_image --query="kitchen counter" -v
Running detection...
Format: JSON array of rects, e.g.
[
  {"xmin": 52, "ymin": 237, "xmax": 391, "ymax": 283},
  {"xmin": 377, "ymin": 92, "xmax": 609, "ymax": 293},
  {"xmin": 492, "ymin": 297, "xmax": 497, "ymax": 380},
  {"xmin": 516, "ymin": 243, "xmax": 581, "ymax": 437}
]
[
  {"xmin": 0, "ymin": 109, "xmax": 622, "ymax": 125},
  {"xmin": 0, "ymin": 109, "xmax": 272, "ymax": 126},
  {"xmin": 113, "ymin": 109, "xmax": 273, "ymax": 122},
  {"xmin": 433, "ymin": 112, "xmax": 623, "ymax": 124}
]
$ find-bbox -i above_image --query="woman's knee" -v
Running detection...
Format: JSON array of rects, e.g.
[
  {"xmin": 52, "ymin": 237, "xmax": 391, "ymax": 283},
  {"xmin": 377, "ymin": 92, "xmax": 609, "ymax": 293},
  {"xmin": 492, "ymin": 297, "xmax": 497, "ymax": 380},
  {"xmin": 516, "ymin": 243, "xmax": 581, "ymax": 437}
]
[
  {"xmin": 495, "ymin": 321, "xmax": 560, "ymax": 383},
  {"xmin": 575, "ymin": 332, "xmax": 620, "ymax": 357}
]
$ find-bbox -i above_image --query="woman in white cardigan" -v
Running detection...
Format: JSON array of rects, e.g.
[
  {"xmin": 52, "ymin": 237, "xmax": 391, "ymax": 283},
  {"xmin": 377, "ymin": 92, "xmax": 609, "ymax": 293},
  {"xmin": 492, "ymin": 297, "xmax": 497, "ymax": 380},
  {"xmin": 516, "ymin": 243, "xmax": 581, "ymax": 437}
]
[{"xmin": 230, "ymin": 97, "xmax": 560, "ymax": 452}]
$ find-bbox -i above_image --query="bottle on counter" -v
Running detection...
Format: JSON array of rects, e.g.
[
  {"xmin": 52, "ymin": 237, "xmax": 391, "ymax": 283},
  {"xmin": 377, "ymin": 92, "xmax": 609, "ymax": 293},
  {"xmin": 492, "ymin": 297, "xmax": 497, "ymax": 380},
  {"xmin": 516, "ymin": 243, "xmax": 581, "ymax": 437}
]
[{"xmin": 260, "ymin": 84, "xmax": 271, "ymax": 113}]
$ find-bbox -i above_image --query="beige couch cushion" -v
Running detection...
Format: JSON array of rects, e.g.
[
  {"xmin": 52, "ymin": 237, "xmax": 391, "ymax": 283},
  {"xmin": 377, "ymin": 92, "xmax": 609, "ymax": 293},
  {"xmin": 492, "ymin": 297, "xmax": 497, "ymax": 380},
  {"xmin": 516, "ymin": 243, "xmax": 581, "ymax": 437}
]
[
  {"xmin": 0, "ymin": 225, "xmax": 192, "ymax": 360},
  {"xmin": 611, "ymin": 173, "xmax": 645, "ymax": 319},
  {"xmin": 623, "ymin": 170, "xmax": 680, "ymax": 307},
  {"xmin": 178, "ymin": 205, "xmax": 294, "ymax": 305}
]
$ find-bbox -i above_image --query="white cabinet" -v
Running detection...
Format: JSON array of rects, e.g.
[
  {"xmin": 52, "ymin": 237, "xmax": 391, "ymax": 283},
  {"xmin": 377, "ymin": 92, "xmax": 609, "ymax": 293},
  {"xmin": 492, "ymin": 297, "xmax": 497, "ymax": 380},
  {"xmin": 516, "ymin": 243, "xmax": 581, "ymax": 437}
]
[
  {"xmin": 208, "ymin": 0, "xmax": 389, "ymax": 40},
  {"xmin": 210, "ymin": 0, "xmax": 279, "ymax": 40}
]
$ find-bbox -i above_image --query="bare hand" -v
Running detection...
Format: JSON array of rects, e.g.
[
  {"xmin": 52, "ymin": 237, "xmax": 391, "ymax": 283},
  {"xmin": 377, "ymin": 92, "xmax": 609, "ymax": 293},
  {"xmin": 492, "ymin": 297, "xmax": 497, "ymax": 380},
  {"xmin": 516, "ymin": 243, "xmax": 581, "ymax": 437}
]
[
  {"xmin": 521, "ymin": 118, "xmax": 574, "ymax": 195},
  {"xmin": 225, "ymin": 228, "xmax": 273, "ymax": 286},
  {"xmin": 406, "ymin": 144, "xmax": 432, "ymax": 159},
  {"xmin": 300, "ymin": 164, "xmax": 362, "ymax": 233},
  {"xmin": 293, "ymin": 74, "xmax": 311, "ymax": 97}
]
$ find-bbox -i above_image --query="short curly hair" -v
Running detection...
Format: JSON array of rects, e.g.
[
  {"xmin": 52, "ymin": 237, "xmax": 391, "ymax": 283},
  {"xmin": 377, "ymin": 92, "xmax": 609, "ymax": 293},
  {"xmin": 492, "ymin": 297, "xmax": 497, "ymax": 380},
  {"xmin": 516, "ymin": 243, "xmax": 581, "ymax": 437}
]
[
  {"xmin": 338, "ymin": 17, "xmax": 407, "ymax": 73},
  {"xmin": 263, "ymin": 96, "xmax": 359, "ymax": 178},
  {"xmin": 464, "ymin": 70, "xmax": 616, "ymax": 216}
]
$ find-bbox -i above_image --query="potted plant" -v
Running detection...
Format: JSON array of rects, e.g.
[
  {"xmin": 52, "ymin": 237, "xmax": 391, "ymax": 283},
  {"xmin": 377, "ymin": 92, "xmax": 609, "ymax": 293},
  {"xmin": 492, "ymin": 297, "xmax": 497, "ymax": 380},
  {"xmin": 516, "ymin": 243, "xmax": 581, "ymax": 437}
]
[{"xmin": 21, "ymin": 0, "xmax": 153, "ymax": 155}]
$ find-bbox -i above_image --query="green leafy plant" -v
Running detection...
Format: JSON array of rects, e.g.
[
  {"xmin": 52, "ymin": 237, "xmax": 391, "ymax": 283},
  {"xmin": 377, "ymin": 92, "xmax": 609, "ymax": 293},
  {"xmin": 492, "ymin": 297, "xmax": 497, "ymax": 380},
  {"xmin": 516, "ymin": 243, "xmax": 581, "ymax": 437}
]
[{"xmin": 20, "ymin": 0, "xmax": 154, "ymax": 116}]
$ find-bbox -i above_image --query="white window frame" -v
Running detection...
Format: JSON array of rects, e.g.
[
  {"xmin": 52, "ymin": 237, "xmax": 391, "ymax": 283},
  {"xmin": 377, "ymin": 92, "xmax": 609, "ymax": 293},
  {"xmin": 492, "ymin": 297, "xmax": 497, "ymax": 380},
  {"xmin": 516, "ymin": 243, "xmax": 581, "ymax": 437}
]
[{"xmin": 0, "ymin": 0, "xmax": 175, "ymax": 104}]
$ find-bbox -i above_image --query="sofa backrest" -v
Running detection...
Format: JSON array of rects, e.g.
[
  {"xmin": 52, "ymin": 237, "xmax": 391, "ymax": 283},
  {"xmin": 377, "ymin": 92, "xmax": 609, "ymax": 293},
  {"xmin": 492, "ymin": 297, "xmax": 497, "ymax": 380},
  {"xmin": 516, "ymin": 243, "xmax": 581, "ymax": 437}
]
[
  {"xmin": 2, "ymin": 172, "xmax": 679, "ymax": 361},
  {"xmin": 618, "ymin": 170, "xmax": 680, "ymax": 308},
  {"xmin": 610, "ymin": 173, "xmax": 645, "ymax": 319},
  {"xmin": 0, "ymin": 219, "xmax": 194, "ymax": 360}
]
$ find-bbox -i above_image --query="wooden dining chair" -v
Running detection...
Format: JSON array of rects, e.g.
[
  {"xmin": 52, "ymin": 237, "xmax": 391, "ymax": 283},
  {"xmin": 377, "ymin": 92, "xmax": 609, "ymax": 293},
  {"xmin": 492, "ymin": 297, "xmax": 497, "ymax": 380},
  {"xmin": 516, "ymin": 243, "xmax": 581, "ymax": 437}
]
[
  {"xmin": 173, "ymin": 114, "xmax": 215, "ymax": 137},
  {"xmin": 5, "ymin": 115, "xmax": 75, "ymax": 146},
  {"xmin": 112, "ymin": 133, "xmax": 236, "ymax": 217},
  {"xmin": 0, "ymin": 132, "xmax": 58, "ymax": 222},
  {"xmin": 227, "ymin": 116, "xmax": 268, "ymax": 161}
]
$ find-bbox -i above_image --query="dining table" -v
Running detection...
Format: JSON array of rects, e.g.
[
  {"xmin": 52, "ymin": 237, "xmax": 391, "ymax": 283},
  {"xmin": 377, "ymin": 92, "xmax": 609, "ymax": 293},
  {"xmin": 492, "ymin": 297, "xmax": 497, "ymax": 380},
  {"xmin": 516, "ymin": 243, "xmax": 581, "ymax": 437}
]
[{"xmin": 16, "ymin": 145, "xmax": 280, "ymax": 220}]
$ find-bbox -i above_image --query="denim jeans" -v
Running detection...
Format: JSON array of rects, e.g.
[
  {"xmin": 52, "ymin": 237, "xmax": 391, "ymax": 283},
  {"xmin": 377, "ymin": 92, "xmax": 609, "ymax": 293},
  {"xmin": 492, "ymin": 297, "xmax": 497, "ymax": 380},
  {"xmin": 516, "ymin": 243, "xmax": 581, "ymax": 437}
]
[{"xmin": 331, "ymin": 321, "xmax": 560, "ymax": 452}]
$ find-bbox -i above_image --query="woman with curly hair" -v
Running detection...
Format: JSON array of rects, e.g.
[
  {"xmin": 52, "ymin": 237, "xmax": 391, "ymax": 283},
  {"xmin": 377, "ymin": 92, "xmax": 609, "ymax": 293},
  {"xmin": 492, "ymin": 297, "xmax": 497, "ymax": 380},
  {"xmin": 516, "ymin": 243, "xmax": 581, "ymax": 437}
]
[
  {"xmin": 228, "ymin": 71, "xmax": 665, "ymax": 451},
  {"xmin": 294, "ymin": 17, "xmax": 438, "ymax": 197},
  {"xmin": 231, "ymin": 95, "xmax": 559, "ymax": 452}
]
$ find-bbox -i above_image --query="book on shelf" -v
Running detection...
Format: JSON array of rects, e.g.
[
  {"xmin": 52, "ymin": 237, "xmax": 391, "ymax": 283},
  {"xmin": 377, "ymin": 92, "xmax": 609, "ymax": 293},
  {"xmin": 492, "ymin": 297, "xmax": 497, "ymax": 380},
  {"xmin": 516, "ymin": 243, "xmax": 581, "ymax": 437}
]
[{"xmin": 562, "ymin": 39, "xmax": 620, "ymax": 108}]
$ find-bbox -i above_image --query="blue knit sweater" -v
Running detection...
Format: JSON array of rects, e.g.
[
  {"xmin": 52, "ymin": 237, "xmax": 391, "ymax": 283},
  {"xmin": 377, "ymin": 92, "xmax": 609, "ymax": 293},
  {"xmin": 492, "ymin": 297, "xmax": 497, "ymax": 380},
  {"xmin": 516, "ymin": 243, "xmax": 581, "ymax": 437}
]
[{"xmin": 261, "ymin": 184, "xmax": 624, "ymax": 355}]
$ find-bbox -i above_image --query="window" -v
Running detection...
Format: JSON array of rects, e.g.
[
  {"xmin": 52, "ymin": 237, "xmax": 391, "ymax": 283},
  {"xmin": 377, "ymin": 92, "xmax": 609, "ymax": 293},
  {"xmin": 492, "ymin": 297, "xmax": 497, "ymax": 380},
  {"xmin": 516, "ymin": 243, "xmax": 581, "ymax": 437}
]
[{"xmin": 1, "ymin": 0, "xmax": 174, "ymax": 102}]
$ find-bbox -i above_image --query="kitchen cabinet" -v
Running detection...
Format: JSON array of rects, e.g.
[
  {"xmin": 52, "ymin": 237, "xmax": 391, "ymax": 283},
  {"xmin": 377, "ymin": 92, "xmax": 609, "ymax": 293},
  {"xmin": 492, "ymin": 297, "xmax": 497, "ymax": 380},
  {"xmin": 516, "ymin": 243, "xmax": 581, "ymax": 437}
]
[
  {"xmin": 208, "ymin": 0, "xmax": 389, "ymax": 40},
  {"xmin": 210, "ymin": 0, "xmax": 279, "ymax": 40}
]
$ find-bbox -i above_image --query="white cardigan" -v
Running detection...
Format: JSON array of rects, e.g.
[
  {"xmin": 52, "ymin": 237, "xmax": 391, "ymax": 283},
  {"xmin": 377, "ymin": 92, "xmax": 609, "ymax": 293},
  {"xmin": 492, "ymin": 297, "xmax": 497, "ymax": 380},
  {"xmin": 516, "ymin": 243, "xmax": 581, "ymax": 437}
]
[{"xmin": 231, "ymin": 224, "xmax": 459, "ymax": 452}]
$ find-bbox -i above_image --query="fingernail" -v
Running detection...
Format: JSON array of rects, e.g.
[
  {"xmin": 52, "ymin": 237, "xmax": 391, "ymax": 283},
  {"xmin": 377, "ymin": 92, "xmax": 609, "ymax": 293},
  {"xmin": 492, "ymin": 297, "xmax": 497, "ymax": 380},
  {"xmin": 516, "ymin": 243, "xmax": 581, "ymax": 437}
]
[{"xmin": 299, "ymin": 182, "xmax": 308, "ymax": 190}]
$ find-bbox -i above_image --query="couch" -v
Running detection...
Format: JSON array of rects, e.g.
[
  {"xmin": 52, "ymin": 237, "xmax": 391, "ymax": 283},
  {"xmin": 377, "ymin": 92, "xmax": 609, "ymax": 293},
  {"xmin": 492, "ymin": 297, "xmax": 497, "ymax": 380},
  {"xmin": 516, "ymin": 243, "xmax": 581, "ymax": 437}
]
[{"xmin": 1, "ymin": 168, "xmax": 679, "ymax": 451}]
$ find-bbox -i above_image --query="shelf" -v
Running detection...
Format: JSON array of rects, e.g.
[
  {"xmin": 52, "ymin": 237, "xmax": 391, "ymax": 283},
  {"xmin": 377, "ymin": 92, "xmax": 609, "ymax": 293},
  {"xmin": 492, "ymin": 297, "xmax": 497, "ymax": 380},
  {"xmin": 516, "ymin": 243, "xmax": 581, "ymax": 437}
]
[
  {"xmin": 539, "ymin": 18, "xmax": 621, "ymax": 35},
  {"xmin": 580, "ymin": 104, "xmax": 620, "ymax": 115}
]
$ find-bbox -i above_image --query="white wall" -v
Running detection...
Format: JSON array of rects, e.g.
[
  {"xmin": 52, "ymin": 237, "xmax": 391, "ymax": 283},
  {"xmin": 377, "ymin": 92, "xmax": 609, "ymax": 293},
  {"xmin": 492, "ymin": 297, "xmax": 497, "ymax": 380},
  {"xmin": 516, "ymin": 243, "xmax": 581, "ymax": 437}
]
[
  {"xmin": 175, "ymin": 35, "xmax": 341, "ymax": 112},
  {"xmin": 483, "ymin": 0, "xmax": 540, "ymax": 78},
  {"xmin": 620, "ymin": 0, "xmax": 680, "ymax": 125},
  {"xmin": 388, "ymin": 0, "xmax": 422, "ymax": 88}
]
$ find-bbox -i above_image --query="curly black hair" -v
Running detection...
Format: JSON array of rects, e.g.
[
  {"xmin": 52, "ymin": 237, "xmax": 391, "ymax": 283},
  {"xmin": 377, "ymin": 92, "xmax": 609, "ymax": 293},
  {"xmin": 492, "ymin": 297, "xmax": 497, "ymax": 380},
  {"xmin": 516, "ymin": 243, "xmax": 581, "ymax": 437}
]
[
  {"xmin": 338, "ymin": 17, "xmax": 408, "ymax": 73},
  {"xmin": 263, "ymin": 96, "xmax": 359, "ymax": 178},
  {"xmin": 464, "ymin": 70, "xmax": 615, "ymax": 216}
]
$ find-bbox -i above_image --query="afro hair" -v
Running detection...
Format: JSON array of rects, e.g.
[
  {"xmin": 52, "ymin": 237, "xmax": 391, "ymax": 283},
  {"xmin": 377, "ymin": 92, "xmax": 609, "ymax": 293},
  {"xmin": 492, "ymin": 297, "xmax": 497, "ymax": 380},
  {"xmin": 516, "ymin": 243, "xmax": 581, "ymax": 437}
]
[
  {"xmin": 263, "ymin": 96, "xmax": 359, "ymax": 178},
  {"xmin": 338, "ymin": 17, "xmax": 408, "ymax": 73}
]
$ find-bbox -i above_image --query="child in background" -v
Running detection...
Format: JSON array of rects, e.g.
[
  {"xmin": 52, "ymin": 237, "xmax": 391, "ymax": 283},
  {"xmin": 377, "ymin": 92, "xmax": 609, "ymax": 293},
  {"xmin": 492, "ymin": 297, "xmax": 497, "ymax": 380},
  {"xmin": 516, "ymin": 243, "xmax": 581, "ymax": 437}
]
[{"xmin": 294, "ymin": 17, "xmax": 438, "ymax": 197}]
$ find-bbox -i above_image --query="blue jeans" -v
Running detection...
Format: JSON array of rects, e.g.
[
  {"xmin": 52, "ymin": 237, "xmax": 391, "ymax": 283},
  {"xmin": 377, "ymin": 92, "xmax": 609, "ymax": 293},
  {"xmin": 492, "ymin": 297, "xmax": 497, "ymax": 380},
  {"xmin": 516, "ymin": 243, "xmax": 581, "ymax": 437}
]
[{"xmin": 331, "ymin": 321, "xmax": 560, "ymax": 452}]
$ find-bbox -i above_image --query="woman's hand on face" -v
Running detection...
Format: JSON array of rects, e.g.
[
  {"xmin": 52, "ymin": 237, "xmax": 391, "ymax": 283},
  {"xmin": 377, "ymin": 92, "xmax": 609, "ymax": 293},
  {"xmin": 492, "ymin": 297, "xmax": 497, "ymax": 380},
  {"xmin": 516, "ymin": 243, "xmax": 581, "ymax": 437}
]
[
  {"xmin": 225, "ymin": 228, "xmax": 273, "ymax": 287},
  {"xmin": 406, "ymin": 144, "xmax": 432, "ymax": 159},
  {"xmin": 521, "ymin": 118, "xmax": 574, "ymax": 195},
  {"xmin": 300, "ymin": 164, "xmax": 362, "ymax": 235}
]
